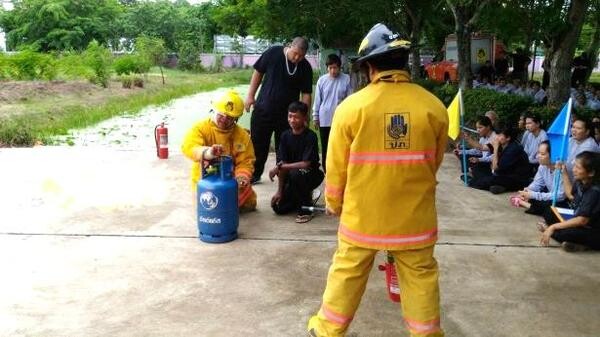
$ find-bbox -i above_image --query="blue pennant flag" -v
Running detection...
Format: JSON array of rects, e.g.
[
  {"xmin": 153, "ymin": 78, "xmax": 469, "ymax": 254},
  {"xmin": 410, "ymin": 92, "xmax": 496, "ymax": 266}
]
[{"xmin": 546, "ymin": 98, "xmax": 572, "ymax": 163}]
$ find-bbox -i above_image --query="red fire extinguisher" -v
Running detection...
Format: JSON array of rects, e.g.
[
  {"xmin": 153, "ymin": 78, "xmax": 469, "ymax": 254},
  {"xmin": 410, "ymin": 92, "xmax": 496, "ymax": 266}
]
[
  {"xmin": 378, "ymin": 251, "xmax": 401, "ymax": 303},
  {"xmin": 154, "ymin": 122, "xmax": 169, "ymax": 159}
]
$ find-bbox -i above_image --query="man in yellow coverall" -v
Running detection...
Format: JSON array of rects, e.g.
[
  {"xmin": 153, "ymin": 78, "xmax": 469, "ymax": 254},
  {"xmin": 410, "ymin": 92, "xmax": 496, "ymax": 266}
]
[
  {"xmin": 181, "ymin": 91, "xmax": 257, "ymax": 212},
  {"xmin": 307, "ymin": 23, "xmax": 448, "ymax": 337}
]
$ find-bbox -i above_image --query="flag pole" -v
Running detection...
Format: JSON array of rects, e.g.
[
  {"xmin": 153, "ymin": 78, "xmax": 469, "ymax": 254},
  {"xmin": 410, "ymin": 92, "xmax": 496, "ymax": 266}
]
[
  {"xmin": 458, "ymin": 89, "xmax": 468, "ymax": 186},
  {"xmin": 552, "ymin": 98, "xmax": 572, "ymax": 206}
]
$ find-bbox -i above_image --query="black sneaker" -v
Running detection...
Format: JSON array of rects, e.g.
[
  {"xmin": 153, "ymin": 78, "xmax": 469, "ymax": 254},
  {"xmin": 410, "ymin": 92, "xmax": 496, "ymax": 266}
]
[
  {"xmin": 561, "ymin": 241, "xmax": 589, "ymax": 252},
  {"xmin": 489, "ymin": 185, "xmax": 506, "ymax": 194}
]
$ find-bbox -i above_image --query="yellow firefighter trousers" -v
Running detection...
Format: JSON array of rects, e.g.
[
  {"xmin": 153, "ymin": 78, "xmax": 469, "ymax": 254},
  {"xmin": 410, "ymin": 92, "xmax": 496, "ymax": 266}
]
[{"xmin": 308, "ymin": 239, "xmax": 443, "ymax": 337}]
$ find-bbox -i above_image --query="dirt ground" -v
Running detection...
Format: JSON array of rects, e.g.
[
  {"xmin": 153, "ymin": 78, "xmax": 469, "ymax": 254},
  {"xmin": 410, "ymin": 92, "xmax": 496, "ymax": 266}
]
[{"xmin": 0, "ymin": 79, "xmax": 145, "ymax": 118}]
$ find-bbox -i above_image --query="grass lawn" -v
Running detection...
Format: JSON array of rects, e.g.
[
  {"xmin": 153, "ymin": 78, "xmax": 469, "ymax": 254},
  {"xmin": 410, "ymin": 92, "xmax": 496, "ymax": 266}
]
[{"xmin": 0, "ymin": 68, "xmax": 252, "ymax": 146}]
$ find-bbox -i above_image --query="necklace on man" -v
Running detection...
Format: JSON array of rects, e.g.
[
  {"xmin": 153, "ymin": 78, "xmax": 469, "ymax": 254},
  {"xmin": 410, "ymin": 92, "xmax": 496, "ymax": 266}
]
[{"xmin": 284, "ymin": 48, "xmax": 298, "ymax": 76}]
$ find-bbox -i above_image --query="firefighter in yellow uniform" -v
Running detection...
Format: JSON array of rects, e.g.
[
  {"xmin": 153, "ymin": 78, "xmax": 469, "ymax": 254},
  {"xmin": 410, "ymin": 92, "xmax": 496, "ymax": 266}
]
[
  {"xmin": 307, "ymin": 24, "xmax": 448, "ymax": 337},
  {"xmin": 181, "ymin": 90, "xmax": 257, "ymax": 212}
]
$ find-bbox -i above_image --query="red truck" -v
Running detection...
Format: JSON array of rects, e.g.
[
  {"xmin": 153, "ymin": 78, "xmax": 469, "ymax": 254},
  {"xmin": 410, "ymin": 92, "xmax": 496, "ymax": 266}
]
[{"xmin": 424, "ymin": 33, "xmax": 506, "ymax": 82}]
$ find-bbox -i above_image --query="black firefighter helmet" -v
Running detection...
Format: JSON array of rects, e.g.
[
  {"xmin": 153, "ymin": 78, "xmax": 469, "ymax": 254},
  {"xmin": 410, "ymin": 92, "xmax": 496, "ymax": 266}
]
[{"xmin": 355, "ymin": 23, "xmax": 411, "ymax": 68}]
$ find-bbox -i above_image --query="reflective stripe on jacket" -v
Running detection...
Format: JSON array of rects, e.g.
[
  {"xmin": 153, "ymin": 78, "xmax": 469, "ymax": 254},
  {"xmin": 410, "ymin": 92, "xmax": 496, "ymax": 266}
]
[{"xmin": 325, "ymin": 70, "xmax": 449, "ymax": 250}]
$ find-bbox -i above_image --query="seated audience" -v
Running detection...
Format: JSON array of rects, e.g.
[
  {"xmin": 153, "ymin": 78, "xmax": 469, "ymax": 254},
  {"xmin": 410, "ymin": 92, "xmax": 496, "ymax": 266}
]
[
  {"xmin": 530, "ymin": 81, "xmax": 546, "ymax": 104},
  {"xmin": 566, "ymin": 118, "xmax": 600, "ymax": 178},
  {"xmin": 511, "ymin": 141, "xmax": 566, "ymax": 214},
  {"xmin": 469, "ymin": 125, "xmax": 531, "ymax": 194},
  {"xmin": 539, "ymin": 151, "xmax": 600, "ymax": 252},
  {"xmin": 521, "ymin": 114, "xmax": 548, "ymax": 173},
  {"xmin": 454, "ymin": 116, "xmax": 496, "ymax": 175}
]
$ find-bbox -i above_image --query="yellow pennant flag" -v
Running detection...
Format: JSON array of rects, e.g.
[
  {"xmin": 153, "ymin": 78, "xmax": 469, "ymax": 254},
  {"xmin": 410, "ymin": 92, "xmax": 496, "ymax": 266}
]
[{"xmin": 447, "ymin": 91, "xmax": 461, "ymax": 140}]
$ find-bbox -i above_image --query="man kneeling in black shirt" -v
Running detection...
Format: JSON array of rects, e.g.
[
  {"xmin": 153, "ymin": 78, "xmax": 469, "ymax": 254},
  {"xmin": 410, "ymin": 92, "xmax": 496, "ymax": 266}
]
[{"xmin": 269, "ymin": 101, "xmax": 324, "ymax": 223}]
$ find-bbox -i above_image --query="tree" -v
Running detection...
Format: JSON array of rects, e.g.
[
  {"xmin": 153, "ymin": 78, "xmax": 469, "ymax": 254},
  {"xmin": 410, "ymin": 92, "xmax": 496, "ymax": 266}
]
[
  {"xmin": 446, "ymin": 0, "xmax": 492, "ymax": 90},
  {"xmin": 136, "ymin": 35, "xmax": 167, "ymax": 84},
  {"xmin": 211, "ymin": 0, "xmax": 264, "ymax": 66},
  {"xmin": 119, "ymin": 0, "xmax": 179, "ymax": 51},
  {"xmin": 0, "ymin": 0, "xmax": 122, "ymax": 52},
  {"xmin": 403, "ymin": 0, "xmax": 438, "ymax": 80},
  {"xmin": 543, "ymin": 0, "xmax": 589, "ymax": 105},
  {"xmin": 581, "ymin": 0, "xmax": 600, "ymax": 82}
]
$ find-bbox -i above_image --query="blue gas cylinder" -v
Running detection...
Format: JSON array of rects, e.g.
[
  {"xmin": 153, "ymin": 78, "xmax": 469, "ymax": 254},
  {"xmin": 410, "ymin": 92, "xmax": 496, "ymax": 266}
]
[{"xmin": 197, "ymin": 155, "xmax": 239, "ymax": 243}]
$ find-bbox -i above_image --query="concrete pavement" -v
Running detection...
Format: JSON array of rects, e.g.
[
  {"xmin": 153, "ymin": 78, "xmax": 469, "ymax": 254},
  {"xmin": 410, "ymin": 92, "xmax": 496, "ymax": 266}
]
[{"xmin": 0, "ymin": 147, "xmax": 598, "ymax": 337}]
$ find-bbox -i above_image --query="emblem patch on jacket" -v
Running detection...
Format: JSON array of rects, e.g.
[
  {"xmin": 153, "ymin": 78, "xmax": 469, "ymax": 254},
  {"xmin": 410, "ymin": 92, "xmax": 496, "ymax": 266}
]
[
  {"xmin": 234, "ymin": 143, "xmax": 246, "ymax": 152},
  {"xmin": 385, "ymin": 113, "xmax": 409, "ymax": 149}
]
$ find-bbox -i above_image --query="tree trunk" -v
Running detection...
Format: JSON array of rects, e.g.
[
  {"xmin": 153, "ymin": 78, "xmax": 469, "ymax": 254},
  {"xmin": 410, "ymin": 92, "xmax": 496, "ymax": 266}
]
[
  {"xmin": 546, "ymin": 0, "xmax": 589, "ymax": 106},
  {"xmin": 410, "ymin": 22, "xmax": 422, "ymax": 80},
  {"xmin": 450, "ymin": 5, "xmax": 473, "ymax": 90},
  {"xmin": 584, "ymin": 20, "xmax": 600, "ymax": 82},
  {"xmin": 447, "ymin": 0, "xmax": 491, "ymax": 90},
  {"xmin": 405, "ymin": 0, "xmax": 423, "ymax": 80}
]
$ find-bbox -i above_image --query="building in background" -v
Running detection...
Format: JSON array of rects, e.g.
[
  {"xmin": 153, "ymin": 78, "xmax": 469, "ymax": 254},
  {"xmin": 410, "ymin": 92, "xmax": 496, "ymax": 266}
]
[{"xmin": 0, "ymin": 0, "xmax": 14, "ymax": 51}]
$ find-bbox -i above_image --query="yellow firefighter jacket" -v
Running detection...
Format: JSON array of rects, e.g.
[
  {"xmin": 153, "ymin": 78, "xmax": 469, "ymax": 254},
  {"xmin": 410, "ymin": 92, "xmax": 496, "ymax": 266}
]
[
  {"xmin": 181, "ymin": 118, "xmax": 255, "ymax": 186},
  {"xmin": 325, "ymin": 70, "xmax": 449, "ymax": 251}
]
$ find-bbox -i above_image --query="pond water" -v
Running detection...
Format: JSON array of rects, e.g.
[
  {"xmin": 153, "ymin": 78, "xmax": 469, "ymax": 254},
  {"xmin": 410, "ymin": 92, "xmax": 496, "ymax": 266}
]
[{"xmin": 54, "ymin": 85, "xmax": 251, "ymax": 151}]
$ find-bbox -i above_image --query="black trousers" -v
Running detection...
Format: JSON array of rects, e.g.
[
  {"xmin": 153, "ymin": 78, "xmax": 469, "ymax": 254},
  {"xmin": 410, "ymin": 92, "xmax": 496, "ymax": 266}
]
[
  {"xmin": 271, "ymin": 168, "xmax": 324, "ymax": 215},
  {"xmin": 319, "ymin": 127, "xmax": 331, "ymax": 173},
  {"xmin": 541, "ymin": 205, "xmax": 600, "ymax": 250},
  {"xmin": 250, "ymin": 108, "xmax": 289, "ymax": 181},
  {"xmin": 526, "ymin": 199, "xmax": 569, "ymax": 215},
  {"xmin": 470, "ymin": 166, "xmax": 528, "ymax": 192}
]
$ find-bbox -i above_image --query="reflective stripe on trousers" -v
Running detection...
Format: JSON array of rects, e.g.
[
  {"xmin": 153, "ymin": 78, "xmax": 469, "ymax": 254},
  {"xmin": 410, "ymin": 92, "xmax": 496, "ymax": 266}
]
[{"xmin": 308, "ymin": 238, "xmax": 443, "ymax": 337}]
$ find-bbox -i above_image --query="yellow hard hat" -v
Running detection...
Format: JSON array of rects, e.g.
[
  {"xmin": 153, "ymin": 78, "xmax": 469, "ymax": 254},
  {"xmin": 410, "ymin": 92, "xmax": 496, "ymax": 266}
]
[{"xmin": 213, "ymin": 91, "xmax": 244, "ymax": 118}]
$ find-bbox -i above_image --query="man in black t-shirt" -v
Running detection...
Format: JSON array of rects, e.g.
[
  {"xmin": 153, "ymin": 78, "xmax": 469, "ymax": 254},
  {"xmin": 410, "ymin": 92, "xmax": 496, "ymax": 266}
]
[
  {"xmin": 245, "ymin": 37, "xmax": 313, "ymax": 184},
  {"xmin": 268, "ymin": 101, "xmax": 324, "ymax": 223}
]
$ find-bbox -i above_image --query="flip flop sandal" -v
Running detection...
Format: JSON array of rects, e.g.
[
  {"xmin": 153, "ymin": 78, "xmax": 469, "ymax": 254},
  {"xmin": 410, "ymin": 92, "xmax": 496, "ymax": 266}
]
[{"xmin": 295, "ymin": 214, "xmax": 313, "ymax": 223}]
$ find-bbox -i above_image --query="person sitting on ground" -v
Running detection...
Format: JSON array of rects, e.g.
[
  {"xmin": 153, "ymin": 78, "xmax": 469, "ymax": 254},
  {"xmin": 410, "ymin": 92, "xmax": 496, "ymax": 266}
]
[
  {"xmin": 593, "ymin": 116, "xmax": 600, "ymax": 144},
  {"xmin": 540, "ymin": 151, "xmax": 600, "ymax": 252},
  {"xmin": 511, "ymin": 141, "xmax": 566, "ymax": 214},
  {"xmin": 566, "ymin": 117, "xmax": 600, "ymax": 178},
  {"xmin": 485, "ymin": 110, "xmax": 499, "ymax": 131},
  {"xmin": 494, "ymin": 77, "xmax": 512, "ymax": 94},
  {"xmin": 269, "ymin": 101, "xmax": 324, "ymax": 223},
  {"xmin": 574, "ymin": 93, "xmax": 588, "ymax": 111},
  {"xmin": 513, "ymin": 80, "xmax": 529, "ymax": 97},
  {"xmin": 516, "ymin": 113, "xmax": 527, "ymax": 143},
  {"xmin": 469, "ymin": 125, "xmax": 531, "ymax": 194},
  {"xmin": 520, "ymin": 113, "xmax": 548, "ymax": 174},
  {"xmin": 181, "ymin": 91, "xmax": 257, "ymax": 212},
  {"xmin": 587, "ymin": 88, "xmax": 600, "ymax": 111},
  {"xmin": 530, "ymin": 80, "xmax": 546, "ymax": 105},
  {"xmin": 454, "ymin": 116, "xmax": 497, "ymax": 176}
]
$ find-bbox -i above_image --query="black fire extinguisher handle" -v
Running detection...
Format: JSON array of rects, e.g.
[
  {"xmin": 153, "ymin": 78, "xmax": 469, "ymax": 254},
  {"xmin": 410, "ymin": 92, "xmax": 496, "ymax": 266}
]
[{"xmin": 154, "ymin": 124, "xmax": 160, "ymax": 158}]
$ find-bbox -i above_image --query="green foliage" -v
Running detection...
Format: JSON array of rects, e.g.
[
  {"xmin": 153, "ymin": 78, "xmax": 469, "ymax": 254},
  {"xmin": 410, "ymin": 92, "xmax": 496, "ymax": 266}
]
[
  {"xmin": 177, "ymin": 44, "xmax": 204, "ymax": 72},
  {"xmin": 0, "ymin": 119, "xmax": 35, "ymax": 147},
  {"xmin": 113, "ymin": 54, "xmax": 151, "ymax": 75},
  {"xmin": 1, "ymin": 0, "xmax": 122, "ymax": 52},
  {"xmin": 133, "ymin": 77, "xmax": 144, "ymax": 88},
  {"xmin": 425, "ymin": 82, "xmax": 536, "ymax": 127},
  {"xmin": 135, "ymin": 35, "xmax": 167, "ymax": 66},
  {"xmin": 83, "ymin": 40, "xmax": 112, "ymax": 87},
  {"xmin": 3, "ymin": 50, "xmax": 57, "ymax": 80},
  {"xmin": 462, "ymin": 89, "xmax": 533, "ymax": 126},
  {"xmin": 121, "ymin": 75, "xmax": 133, "ymax": 88},
  {"xmin": 0, "ymin": 69, "xmax": 252, "ymax": 146},
  {"xmin": 56, "ymin": 51, "xmax": 95, "ymax": 79}
]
